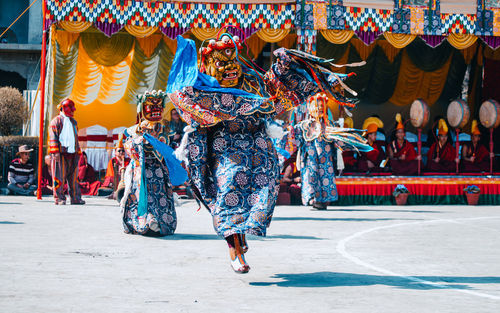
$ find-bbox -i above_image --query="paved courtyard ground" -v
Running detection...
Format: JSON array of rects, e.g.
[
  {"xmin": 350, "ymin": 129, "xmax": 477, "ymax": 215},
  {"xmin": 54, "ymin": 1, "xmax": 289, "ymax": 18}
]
[{"xmin": 1, "ymin": 195, "xmax": 499, "ymax": 313}]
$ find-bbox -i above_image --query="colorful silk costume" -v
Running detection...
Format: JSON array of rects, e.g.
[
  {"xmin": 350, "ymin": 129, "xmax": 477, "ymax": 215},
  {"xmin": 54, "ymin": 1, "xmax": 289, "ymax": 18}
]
[
  {"xmin": 295, "ymin": 124, "xmax": 338, "ymax": 205},
  {"xmin": 167, "ymin": 36, "xmax": 324, "ymax": 238},
  {"xmin": 121, "ymin": 91, "xmax": 187, "ymax": 236}
]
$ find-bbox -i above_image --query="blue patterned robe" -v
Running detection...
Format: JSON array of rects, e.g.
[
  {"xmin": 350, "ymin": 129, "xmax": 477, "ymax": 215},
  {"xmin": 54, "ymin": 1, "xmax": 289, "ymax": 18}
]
[
  {"xmin": 168, "ymin": 38, "xmax": 320, "ymax": 238},
  {"xmin": 295, "ymin": 125, "xmax": 339, "ymax": 205},
  {"xmin": 121, "ymin": 124, "xmax": 177, "ymax": 236},
  {"xmin": 188, "ymin": 115, "xmax": 280, "ymax": 237}
]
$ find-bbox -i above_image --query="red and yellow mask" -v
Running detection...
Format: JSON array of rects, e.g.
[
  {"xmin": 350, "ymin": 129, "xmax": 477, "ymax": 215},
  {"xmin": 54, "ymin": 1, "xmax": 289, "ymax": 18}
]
[
  {"xmin": 59, "ymin": 98, "xmax": 76, "ymax": 118},
  {"xmin": 137, "ymin": 91, "xmax": 166, "ymax": 123},
  {"xmin": 307, "ymin": 93, "xmax": 328, "ymax": 121},
  {"xmin": 200, "ymin": 35, "xmax": 243, "ymax": 88}
]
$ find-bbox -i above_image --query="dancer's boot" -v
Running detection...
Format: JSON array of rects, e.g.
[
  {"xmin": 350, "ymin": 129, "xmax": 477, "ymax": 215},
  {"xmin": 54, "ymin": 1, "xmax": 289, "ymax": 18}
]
[{"xmin": 226, "ymin": 234, "xmax": 250, "ymax": 274}]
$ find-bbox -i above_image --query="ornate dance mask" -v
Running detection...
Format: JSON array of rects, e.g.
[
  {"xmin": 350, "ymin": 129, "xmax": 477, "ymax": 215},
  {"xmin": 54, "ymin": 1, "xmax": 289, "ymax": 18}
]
[
  {"xmin": 137, "ymin": 90, "xmax": 166, "ymax": 123},
  {"xmin": 200, "ymin": 35, "xmax": 243, "ymax": 88},
  {"xmin": 307, "ymin": 93, "xmax": 328, "ymax": 121},
  {"xmin": 58, "ymin": 98, "xmax": 76, "ymax": 118}
]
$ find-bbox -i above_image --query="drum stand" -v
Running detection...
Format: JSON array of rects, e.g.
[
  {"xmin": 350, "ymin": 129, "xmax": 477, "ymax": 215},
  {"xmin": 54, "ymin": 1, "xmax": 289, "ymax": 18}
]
[
  {"xmin": 490, "ymin": 128, "xmax": 494, "ymax": 175},
  {"xmin": 455, "ymin": 128, "xmax": 460, "ymax": 174},
  {"xmin": 417, "ymin": 128, "xmax": 422, "ymax": 175}
]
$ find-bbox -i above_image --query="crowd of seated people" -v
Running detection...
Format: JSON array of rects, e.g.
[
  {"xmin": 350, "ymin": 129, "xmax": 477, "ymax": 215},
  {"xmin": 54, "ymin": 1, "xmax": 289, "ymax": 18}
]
[{"xmin": 341, "ymin": 115, "xmax": 496, "ymax": 175}]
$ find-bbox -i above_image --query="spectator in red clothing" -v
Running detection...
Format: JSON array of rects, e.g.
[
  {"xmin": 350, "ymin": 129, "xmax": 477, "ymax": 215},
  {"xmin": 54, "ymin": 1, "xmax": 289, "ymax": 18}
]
[
  {"xmin": 280, "ymin": 152, "xmax": 301, "ymax": 205},
  {"xmin": 341, "ymin": 117, "xmax": 357, "ymax": 171},
  {"xmin": 461, "ymin": 120, "xmax": 491, "ymax": 173},
  {"xmin": 358, "ymin": 117, "xmax": 386, "ymax": 173},
  {"xmin": 387, "ymin": 114, "xmax": 419, "ymax": 175},
  {"xmin": 40, "ymin": 155, "xmax": 54, "ymax": 195},
  {"xmin": 426, "ymin": 119, "xmax": 457, "ymax": 173},
  {"xmin": 98, "ymin": 137, "xmax": 131, "ymax": 199},
  {"xmin": 78, "ymin": 152, "xmax": 101, "ymax": 196}
]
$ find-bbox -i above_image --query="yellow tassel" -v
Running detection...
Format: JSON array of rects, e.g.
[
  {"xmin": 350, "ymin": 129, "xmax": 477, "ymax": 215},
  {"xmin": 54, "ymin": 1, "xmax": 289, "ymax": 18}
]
[{"xmin": 395, "ymin": 113, "xmax": 402, "ymax": 123}]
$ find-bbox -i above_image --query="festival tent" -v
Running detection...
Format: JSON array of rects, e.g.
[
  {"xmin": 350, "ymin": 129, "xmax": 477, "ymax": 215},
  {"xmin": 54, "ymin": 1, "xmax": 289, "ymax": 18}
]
[
  {"xmin": 36, "ymin": 0, "xmax": 500, "ymax": 203},
  {"xmin": 39, "ymin": 0, "xmax": 298, "ymax": 176}
]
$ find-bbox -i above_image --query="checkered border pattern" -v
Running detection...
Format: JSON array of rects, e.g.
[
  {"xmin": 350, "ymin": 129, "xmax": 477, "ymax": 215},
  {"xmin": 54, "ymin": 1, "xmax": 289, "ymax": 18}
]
[
  {"xmin": 46, "ymin": 0, "xmax": 500, "ymax": 36},
  {"xmin": 441, "ymin": 13, "xmax": 477, "ymax": 34},
  {"xmin": 46, "ymin": 0, "xmax": 294, "ymax": 29},
  {"xmin": 345, "ymin": 7, "xmax": 393, "ymax": 32}
]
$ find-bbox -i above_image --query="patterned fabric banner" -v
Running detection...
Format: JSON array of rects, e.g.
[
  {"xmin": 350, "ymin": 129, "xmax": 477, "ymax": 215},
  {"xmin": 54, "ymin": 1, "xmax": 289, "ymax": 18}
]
[
  {"xmin": 46, "ymin": 0, "xmax": 295, "ymax": 30},
  {"xmin": 296, "ymin": 0, "xmax": 500, "ymax": 37}
]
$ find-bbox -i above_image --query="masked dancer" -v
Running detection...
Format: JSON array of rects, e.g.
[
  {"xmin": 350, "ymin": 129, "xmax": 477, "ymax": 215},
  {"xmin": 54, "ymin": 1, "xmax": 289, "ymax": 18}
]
[
  {"xmin": 166, "ymin": 32, "xmax": 371, "ymax": 273},
  {"xmin": 120, "ymin": 91, "xmax": 187, "ymax": 237}
]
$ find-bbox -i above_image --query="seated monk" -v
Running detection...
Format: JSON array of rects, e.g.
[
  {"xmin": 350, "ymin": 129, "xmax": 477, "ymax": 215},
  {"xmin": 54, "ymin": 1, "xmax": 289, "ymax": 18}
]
[
  {"xmin": 41, "ymin": 155, "xmax": 68, "ymax": 195},
  {"xmin": 78, "ymin": 152, "xmax": 101, "ymax": 196},
  {"xmin": 358, "ymin": 117, "xmax": 386, "ymax": 173},
  {"xmin": 341, "ymin": 117, "xmax": 357, "ymax": 171},
  {"xmin": 461, "ymin": 120, "xmax": 491, "ymax": 173},
  {"xmin": 98, "ymin": 138, "xmax": 131, "ymax": 199},
  {"xmin": 426, "ymin": 119, "xmax": 457, "ymax": 173},
  {"xmin": 41, "ymin": 155, "xmax": 54, "ymax": 195},
  {"xmin": 387, "ymin": 114, "xmax": 419, "ymax": 176},
  {"xmin": 280, "ymin": 152, "xmax": 301, "ymax": 205}
]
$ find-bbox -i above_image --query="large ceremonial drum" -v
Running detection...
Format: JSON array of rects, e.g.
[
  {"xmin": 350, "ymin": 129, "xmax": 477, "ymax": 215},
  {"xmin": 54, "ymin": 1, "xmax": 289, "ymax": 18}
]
[
  {"xmin": 447, "ymin": 99, "xmax": 470, "ymax": 128},
  {"xmin": 479, "ymin": 99, "xmax": 500, "ymax": 129},
  {"xmin": 410, "ymin": 99, "xmax": 430, "ymax": 128}
]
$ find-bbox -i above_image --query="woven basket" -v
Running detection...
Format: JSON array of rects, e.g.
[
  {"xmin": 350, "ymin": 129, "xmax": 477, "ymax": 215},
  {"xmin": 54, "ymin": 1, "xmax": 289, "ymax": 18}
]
[
  {"xmin": 465, "ymin": 193, "xmax": 480, "ymax": 205},
  {"xmin": 395, "ymin": 193, "xmax": 409, "ymax": 205}
]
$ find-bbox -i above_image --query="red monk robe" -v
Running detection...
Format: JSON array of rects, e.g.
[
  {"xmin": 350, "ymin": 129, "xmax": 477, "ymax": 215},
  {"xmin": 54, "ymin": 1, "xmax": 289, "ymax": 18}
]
[
  {"xmin": 78, "ymin": 152, "xmax": 101, "ymax": 196},
  {"xmin": 358, "ymin": 142, "xmax": 385, "ymax": 173},
  {"xmin": 342, "ymin": 150, "xmax": 357, "ymax": 171},
  {"xmin": 461, "ymin": 142, "xmax": 490, "ymax": 172},
  {"xmin": 426, "ymin": 142, "xmax": 456, "ymax": 173},
  {"xmin": 389, "ymin": 139, "xmax": 418, "ymax": 175}
]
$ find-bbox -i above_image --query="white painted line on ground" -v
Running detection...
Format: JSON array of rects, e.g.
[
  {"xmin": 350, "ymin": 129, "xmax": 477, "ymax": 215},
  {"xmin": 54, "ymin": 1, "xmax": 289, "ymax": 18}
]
[{"xmin": 337, "ymin": 216, "xmax": 500, "ymax": 300}]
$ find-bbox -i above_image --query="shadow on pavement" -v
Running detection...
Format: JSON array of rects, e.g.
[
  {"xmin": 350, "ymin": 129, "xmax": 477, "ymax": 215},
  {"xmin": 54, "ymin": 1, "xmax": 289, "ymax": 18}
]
[
  {"xmin": 0, "ymin": 202, "xmax": 23, "ymax": 205},
  {"xmin": 157, "ymin": 233, "xmax": 324, "ymax": 240},
  {"xmin": 273, "ymin": 217, "xmax": 424, "ymax": 222},
  {"xmin": 250, "ymin": 272, "xmax": 500, "ymax": 290},
  {"xmin": 326, "ymin": 209, "xmax": 445, "ymax": 214}
]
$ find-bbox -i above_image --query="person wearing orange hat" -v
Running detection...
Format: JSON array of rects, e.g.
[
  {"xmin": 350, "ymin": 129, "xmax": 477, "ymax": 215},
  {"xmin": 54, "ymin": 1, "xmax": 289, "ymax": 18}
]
[
  {"xmin": 426, "ymin": 119, "xmax": 457, "ymax": 173},
  {"xmin": 98, "ymin": 135, "xmax": 131, "ymax": 199},
  {"xmin": 387, "ymin": 114, "xmax": 419, "ymax": 175},
  {"xmin": 461, "ymin": 120, "xmax": 490, "ymax": 173},
  {"xmin": 358, "ymin": 117, "xmax": 386, "ymax": 173},
  {"xmin": 48, "ymin": 98, "xmax": 85, "ymax": 205}
]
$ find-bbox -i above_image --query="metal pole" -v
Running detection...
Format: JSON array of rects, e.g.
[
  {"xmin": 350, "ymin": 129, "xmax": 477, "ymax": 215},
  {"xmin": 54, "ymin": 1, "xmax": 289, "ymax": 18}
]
[
  {"xmin": 455, "ymin": 128, "xmax": 460, "ymax": 174},
  {"xmin": 417, "ymin": 128, "xmax": 422, "ymax": 175},
  {"xmin": 36, "ymin": 0, "xmax": 47, "ymax": 200},
  {"xmin": 490, "ymin": 128, "xmax": 494, "ymax": 174}
]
